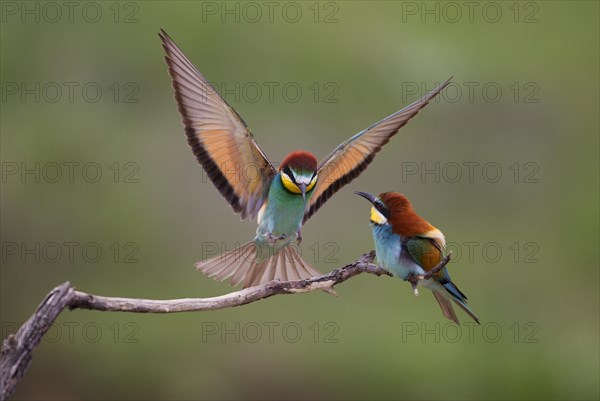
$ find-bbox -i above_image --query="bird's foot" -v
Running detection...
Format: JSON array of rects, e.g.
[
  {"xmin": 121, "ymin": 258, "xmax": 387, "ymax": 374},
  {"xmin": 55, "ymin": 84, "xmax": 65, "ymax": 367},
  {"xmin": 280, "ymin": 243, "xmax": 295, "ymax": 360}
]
[
  {"xmin": 404, "ymin": 253, "xmax": 453, "ymax": 296},
  {"xmin": 404, "ymin": 273, "xmax": 423, "ymax": 296},
  {"xmin": 296, "ymin": 231, "xmax": 303, "ymax": 244},
  {"xmin": 266, "ymin": 233, "xmax": 286, "ymax": 245}
]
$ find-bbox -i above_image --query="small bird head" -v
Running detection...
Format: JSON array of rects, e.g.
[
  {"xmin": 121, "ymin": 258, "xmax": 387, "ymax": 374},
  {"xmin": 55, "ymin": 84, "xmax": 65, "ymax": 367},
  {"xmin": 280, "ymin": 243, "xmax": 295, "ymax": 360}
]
[
  {"xmin": 279, "ymin": 151, "xmax": 318, "ymax": 200},
  {"xmin": 354, "ymin": 191, "xmax": 392, "ymax": 226},
  {"xmin": 354, "ymin": 191, "xmax": 434, "ymax": 237}
]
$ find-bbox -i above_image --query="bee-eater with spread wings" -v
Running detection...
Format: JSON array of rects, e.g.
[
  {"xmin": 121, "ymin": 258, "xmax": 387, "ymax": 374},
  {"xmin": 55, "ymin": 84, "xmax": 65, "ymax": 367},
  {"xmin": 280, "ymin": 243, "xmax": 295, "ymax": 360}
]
[
  {"xmin": 355, "ymin": 191, "xmax": 479, "ymax": 324},
  {"xmin": 159, "ymin": 30, "xmax": 450, "ymax": 288}
]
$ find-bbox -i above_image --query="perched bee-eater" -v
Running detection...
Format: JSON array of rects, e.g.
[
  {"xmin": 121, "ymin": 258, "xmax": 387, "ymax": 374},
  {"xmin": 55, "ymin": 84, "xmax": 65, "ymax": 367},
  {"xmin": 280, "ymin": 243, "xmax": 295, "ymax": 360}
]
[
  {"xmin": 355, "ymin": 191, "xmax": 479, "ymax": 324},
  {"xmin": 160, "ymin": 29, "xmax": 450, "ymax": 288}
]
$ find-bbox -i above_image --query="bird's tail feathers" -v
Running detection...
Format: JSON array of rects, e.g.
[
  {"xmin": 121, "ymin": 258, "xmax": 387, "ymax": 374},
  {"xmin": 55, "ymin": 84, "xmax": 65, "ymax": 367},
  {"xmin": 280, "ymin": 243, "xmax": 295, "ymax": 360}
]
[
  {"xmin": 432, "ymin": 282, "xmax": 480, "ymax": 325},
  {"xmin": 196, "ymin": 241, "xmax": 321, "ymax": 289},
  {"xmin": 432, "ymin": 291, "xmax": 460, "ymax": 324}
]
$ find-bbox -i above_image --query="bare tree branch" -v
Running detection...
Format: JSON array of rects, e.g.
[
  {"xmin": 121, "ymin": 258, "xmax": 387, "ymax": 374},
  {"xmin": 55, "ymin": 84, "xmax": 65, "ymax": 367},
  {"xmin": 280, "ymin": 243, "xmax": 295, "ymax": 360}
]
[
  {"xmin": 69, "ymin": 251, "xmax": 388, "ymax": 313},
  {"xmin": 0, "ymin": 251, "xmax": 388, "ymax": 400}
]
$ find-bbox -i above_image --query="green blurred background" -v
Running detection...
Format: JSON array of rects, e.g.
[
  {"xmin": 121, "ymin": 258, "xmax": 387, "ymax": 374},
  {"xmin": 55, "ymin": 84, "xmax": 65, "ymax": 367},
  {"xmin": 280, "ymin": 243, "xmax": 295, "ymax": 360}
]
[{"xmin": 1, "ymin": 1, "xmax": 598, "ymax": 400}]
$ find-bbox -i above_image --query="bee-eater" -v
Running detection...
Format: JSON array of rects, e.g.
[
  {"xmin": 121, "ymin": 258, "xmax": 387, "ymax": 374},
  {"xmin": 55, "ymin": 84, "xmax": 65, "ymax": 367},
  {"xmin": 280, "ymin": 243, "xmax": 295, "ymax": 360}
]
[
  {"xmin": 160, "ymin": 29, "xmax": 450, "ymax": 288},
  {"xmin": 355, "ymin": 191, "xmax": 479, "ymax": 324}
]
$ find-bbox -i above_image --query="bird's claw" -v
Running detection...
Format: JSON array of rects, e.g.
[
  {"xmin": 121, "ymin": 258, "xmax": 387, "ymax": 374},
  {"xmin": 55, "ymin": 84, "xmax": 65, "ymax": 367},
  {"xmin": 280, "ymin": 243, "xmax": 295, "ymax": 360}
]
[
  {"xmin": 266, "ymin": 233, "xmax": 286, "ymax": 245},
  {"xmin": 405, "ymin": 273, "xmax": 423, "ymax": 296}
]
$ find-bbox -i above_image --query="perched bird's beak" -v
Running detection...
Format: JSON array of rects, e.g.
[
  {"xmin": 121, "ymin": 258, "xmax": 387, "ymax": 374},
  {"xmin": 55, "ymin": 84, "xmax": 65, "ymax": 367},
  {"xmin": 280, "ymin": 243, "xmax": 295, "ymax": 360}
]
[
  {"xmin": 354, "ymin": 191, "xmax": 377, "ymax": 205},
  {"xmin": 299, "ymin": 183, "xmax": 308, "ymax": 201}
]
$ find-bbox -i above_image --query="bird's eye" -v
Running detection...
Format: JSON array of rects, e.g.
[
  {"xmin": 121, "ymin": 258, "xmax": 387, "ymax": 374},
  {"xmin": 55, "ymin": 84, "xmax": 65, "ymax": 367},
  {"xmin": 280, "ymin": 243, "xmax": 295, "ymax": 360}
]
[{"xmin": 374, "ymin": 201, "xmax": 389, "ymax": 218}]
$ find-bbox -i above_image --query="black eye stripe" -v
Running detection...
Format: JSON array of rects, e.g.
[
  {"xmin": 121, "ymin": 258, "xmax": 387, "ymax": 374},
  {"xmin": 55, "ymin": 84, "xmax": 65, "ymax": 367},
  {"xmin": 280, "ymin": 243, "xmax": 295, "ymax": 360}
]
[
  {"xmin": 283, "ymin": 167, "xmax": 297, "ymax": 184},
  {"xmin": 375, "ymin": 202, "xmax": 390, "ymax": 218}
]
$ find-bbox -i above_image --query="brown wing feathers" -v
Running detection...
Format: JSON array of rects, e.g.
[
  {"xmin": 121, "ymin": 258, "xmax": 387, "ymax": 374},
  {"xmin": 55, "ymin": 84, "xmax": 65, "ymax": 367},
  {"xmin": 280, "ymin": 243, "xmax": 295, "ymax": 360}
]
[
  {"xmin": 303, "ymin": 78, "xmax": 451, "ymax": 223},
  {"xmin": 160, "ymin": 30, "xmax": 275, "ymax": 221},
  {"xmin": 186, "ymin": 127, "xmax": 244, "ymax": 213}
]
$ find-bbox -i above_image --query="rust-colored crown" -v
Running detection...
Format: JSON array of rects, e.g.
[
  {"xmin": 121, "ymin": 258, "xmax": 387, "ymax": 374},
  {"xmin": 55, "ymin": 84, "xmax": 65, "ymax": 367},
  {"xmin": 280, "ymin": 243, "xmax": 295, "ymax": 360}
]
[
  {"xmin": 280, "ymin": 151, "xmax": 318, "ymax": 172},
  {"xmin": 379, "ymin": 192, "xmax": 435, "ymax": 237}
]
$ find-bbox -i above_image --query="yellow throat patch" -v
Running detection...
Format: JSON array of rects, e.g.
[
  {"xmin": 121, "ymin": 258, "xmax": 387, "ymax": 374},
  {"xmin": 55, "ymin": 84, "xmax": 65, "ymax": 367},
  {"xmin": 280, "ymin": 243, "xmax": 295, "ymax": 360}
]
[{"xmin": 370, "ymin": 206, "xmax": 387, "ymax": 224}]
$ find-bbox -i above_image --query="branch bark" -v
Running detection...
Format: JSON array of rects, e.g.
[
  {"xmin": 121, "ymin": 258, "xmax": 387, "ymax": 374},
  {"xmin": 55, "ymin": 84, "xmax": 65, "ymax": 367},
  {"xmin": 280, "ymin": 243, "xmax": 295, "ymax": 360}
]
[
  {"xmin": 0, "ymin": 282, "xmax": 75, "ymax": 401},
  {"xmin": 0, "ymin": 251, "xmax": 389, "ymax": 400}
]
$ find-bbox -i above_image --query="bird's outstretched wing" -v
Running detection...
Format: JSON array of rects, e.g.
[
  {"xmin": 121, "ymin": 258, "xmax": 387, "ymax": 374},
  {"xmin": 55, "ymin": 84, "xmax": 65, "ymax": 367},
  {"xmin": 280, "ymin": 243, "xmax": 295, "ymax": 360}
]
[
  {"xmin": 303, "ymin": 79, "xmax": 451, "ymax": 223},
  {"xmin": 160, "ymin": 30, "xmax": 276, "ymax": 220}
]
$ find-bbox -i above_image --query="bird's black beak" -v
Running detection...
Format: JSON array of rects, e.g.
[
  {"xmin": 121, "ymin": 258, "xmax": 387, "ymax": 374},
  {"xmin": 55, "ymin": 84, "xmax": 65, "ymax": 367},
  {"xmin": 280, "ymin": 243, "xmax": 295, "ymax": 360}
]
[
  {"xmin": 354, "ymin": 191, "xmax": 377, "ymax": 205},
  {"xmin": 299, "ymin": 183, "xmax": 307, "ymax": 201}
]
